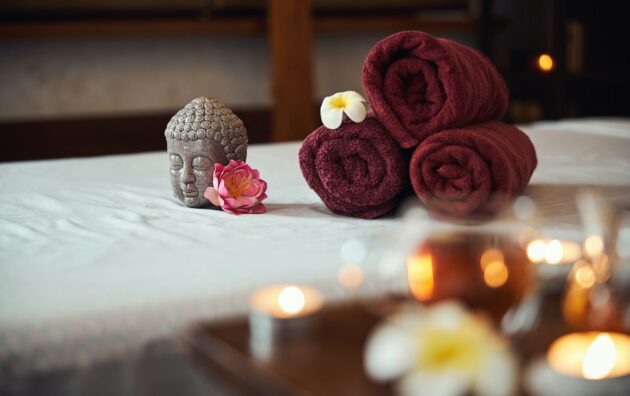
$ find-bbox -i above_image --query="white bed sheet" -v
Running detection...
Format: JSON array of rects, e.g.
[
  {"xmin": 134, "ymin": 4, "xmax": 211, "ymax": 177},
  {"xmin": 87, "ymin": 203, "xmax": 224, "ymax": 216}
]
[{"xmin": 1, "ymin": 118, "xmax": 630, "ymax": 372}]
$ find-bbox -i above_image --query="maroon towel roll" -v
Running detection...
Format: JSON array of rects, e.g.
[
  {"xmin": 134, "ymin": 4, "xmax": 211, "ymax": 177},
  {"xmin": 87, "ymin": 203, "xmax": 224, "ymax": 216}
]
[
  {"xmin": 363, "ymin": 31, "xmax": 508, "ymax": 149},
  {"xmin": 299, "ymin": 116, "xmax": 407, "ymax": 219},
  {"xmin": 409, "ymin": 121, "xmax": 537, "ymax": 217}
]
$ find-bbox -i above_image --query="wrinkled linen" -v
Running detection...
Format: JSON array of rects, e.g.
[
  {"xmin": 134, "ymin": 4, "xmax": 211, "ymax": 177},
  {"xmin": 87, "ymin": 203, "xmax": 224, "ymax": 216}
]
[{"xmin": 1, "ymin": 119, "xmax": 630, "ymax": 372}]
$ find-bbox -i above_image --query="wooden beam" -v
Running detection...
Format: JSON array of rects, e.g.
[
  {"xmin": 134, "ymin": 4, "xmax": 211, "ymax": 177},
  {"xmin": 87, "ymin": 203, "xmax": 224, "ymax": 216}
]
[{"xmin": 268, "ymin": 0, "xmax": 316, "ymax": 142}]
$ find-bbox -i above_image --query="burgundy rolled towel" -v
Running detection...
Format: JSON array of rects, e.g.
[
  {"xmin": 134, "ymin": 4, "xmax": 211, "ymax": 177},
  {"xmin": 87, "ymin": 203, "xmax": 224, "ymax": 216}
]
[
  {"xmin": 363, "ymin": 31, "xmax": 508, "ymax": 149},
  {"xmin": 409, "ymin": 121, "xmax": 537, "ymax": 217},
  {"xmin": 299, "ymin": 116, "xmax": 407, "ymax": 219}
]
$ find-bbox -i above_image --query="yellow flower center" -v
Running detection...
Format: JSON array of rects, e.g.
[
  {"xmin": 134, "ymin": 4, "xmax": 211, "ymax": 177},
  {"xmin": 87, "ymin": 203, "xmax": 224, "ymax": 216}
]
[
  {"xmin": 329, "ymin": 95, "xmax": 347, "ymax": 110},
  {"xmin": 418, "ymin": 327, "xmax": 484, "ymax": 374},
  {"xmin": 225, "ymin": 173, "xmax": 251, "ymax": 199}
]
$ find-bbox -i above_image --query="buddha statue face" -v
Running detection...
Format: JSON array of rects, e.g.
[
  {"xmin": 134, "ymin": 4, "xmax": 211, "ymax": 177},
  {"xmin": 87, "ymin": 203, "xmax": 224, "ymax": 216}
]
[
  {"xmin": 167, "ymin": 138, "xmax": 227, "ymax": 208},
  {"xmin": 165, "ymin": 97, "xmax": 249, "ymax": 208}
]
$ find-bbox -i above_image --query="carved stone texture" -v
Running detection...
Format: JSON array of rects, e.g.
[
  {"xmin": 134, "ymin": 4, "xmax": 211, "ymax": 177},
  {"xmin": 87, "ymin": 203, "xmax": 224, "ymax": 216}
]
[{"xmin": 165, "ymin": 97, "xmax": 248, "ymax": 208}]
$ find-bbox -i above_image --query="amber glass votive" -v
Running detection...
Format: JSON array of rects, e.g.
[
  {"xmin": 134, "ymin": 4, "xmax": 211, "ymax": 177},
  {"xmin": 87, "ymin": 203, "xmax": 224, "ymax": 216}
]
[{"xmin": 406, "ymin": 231, "xmax": 532, "ymax": 321}]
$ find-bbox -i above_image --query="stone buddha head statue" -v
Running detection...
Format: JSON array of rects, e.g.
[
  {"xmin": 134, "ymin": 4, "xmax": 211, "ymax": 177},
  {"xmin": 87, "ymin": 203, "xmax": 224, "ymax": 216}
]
[{"xmin": 165, "ymin": 97, "xmax": 248, "ymax": 208}]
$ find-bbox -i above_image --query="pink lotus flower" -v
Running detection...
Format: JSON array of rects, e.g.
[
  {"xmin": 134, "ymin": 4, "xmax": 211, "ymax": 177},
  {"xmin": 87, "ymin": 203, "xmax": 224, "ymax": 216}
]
[{"xmin": 204, "ymin": 160, "xmax": 267, "ymax": 214}]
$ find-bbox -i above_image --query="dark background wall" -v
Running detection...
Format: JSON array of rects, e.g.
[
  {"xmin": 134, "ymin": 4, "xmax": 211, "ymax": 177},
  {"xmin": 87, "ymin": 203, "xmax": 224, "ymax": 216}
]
[{"xmin": 1, "ymin": 0, "xmax": 628, "ymax": 161}]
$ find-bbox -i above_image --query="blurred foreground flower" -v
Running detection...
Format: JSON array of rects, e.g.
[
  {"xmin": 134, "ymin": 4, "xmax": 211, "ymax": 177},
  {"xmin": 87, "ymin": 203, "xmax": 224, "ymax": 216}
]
[
  {"xmin": 364, "ymin": 302, "xmax": 517, "ymax": 396},
  {"xmin": 320, "ymin": 91, "xmax": 368, "ymax": 129}
]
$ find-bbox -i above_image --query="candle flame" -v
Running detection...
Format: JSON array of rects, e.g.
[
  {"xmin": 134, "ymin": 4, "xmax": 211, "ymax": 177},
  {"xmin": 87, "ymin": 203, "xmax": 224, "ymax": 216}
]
[
  {"xmin": 278, "ymin": 286, "xmax": 305, "ymax": 315},
  {"xmin": 408, "ymin": 253, "xmax": 434, "ymax": 301},
  {"xmin": 582, "ymin": 333, "xmax": 617, "ymax": 380},
  {"xmin": 537, "ymin": 54, "xmax": 554, "ymax": 72}
]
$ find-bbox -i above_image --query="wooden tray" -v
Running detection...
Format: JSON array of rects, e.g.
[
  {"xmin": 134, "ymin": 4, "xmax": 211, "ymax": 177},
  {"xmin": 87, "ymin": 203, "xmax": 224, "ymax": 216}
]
[
  {"xmin": 184, "ymin": 294, "xmax": 571, "ymax": 396},
  {"xmin": 184, "ymin": 300, "xmax": 396, "ymax": 396}
]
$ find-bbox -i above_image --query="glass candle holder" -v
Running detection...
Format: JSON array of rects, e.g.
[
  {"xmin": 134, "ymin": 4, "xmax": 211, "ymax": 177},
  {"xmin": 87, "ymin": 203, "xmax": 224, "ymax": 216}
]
[
  {"xmin": 405, "ymin": 229, "xmax": 532, "ymax": 322},
  {"xmin": 377, "ymin": 200, "xmax": 537, "ymax": 323}
]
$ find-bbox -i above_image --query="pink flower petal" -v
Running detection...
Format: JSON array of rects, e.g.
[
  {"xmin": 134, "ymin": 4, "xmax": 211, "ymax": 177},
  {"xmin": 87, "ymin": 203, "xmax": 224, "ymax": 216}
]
[
  {"xmin": 225, "ymin": 196, "xmax": 255, "ymax": 209},
  {"xmin": 206, "ymin": 160, "xmax": 267, "ymax": 215},
  {"xmin": 242, "ymin": 181, "xmax": 262, "ymax": 197},
  {"xmin": 213, "ymin": 163, "xmax": 224, "ymax": 176},
  {"xmin": 203, "ymin": 187, "xmax": 222, "ymax": 206}
]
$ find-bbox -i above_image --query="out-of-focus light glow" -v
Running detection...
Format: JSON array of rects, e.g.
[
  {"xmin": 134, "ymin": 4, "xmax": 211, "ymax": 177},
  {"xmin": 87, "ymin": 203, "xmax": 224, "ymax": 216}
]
[
  {"xmin": 528, "ymin": 239, "xmax": 581, "ymax": 264},
  {"xmin": 537, "ymin": 54, "xmax": 554, "ymax": 72},
  {"xmin": 483, "ymin": 261, "xmax": 509, "ymax": 288},
  {"xmin": 480, "ymin": 248, "xmax": 504, "ymax": 270},
  {"xmin": 278, "ymin": 286, "xmax": 305, "ymax": 315},
  {"xmin": 337, "ymin": 263, "xmax": 364, "ymax": 289},
  {"xmin": 408, "ymin": 253, "xmax": 434, "ymax": 301},
  {"xmin": 584, "ymin": 235, "xmax": 604, "ymax": 258},
  {"xmin": 513, "ymin": 196, "xmax": 536, "ymax": 220},
  {"xmin": 545, "ymin": 239, "xmax": 564, "ymax": 264},
  {"xmin": 527, "ymin": 239, "xmax": 547, "ymax": 263},
  {"xmin": 574, "ymin": 263, "xmax": 596, "ymax": 288},
  {"xmin": 582, "ymin": 333, "xmax": 617, "ymax": 380},
  {"xmin": 340, "ymin": 239, "xmax": 367, "ymax": 263}
]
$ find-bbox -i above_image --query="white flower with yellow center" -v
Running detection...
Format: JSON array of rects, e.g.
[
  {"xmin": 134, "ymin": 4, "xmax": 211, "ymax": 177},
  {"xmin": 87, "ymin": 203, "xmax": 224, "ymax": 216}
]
[
  {"xmin": 365, "ymin": 302, "xmax": 517, "ymax": 396},
  {"xmin": 320, "ymin": 91, "xmax": 368, "ymax": 129}
]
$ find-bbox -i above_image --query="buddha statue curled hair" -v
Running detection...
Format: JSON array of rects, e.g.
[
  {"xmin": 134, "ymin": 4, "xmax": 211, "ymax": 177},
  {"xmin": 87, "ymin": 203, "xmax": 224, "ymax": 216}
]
[{"xmin": 165, "ymin": 97, "xmax": 248, "ymax": 208}]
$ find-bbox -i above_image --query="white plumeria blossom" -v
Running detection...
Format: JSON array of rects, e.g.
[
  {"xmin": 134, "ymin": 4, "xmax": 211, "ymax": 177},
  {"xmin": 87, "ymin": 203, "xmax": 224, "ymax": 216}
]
[
  {"xmin": 364, "ymin": 302, "xmax": 517, "ymax": 396},
  {"xmin": 320, "ymin": 91, "xmax": 368, "ymax": 129}
]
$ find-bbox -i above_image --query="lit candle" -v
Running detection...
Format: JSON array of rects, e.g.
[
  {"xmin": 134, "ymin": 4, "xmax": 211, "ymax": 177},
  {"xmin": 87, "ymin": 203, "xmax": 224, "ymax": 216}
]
[
  {"xmin": 406, "ymin": 232, "xmax": 531, "ymax": 322},
  {"xmin": 526, "ymin": 332, "xmax": 630, "ymax": 396},
  {"xmin": 250, "ymin": 284, "xmax": 324, "ymax": 319},
  {"xmin": 537, "ymin": 53, "xmax": 554, "ymax": 72},
  {"xmin": 249, "ymin": 284, "xmax": 324, "ymax": 359}
]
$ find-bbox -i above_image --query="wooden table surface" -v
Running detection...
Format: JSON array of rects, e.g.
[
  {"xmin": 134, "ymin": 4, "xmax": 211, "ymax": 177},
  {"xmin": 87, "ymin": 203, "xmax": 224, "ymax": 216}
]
[{"xmin": 184, "ymin": 292, "xmax": 575, "ymax": 396}]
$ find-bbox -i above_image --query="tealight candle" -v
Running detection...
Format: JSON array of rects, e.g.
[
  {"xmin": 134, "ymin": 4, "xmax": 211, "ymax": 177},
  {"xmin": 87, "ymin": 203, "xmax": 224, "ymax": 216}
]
[
  {"xmin": 526, "ymin": 332, "xmax": 630, "ymax": 396},
  {"xmin": 250, "ymin": 284, "xmax": 324, "ymax": 319},
  {"xmin": 249, "ymin": 284, "xmax": 324, "ymax": 359}
]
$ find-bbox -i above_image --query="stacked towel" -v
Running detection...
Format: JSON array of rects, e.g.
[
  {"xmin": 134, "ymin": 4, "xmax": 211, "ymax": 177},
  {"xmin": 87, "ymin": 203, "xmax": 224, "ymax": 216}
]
[
  {"xmin": 363, "ymin": 31, "xmax": 508, "ymax": 149},
  {"xmin": 299, "ymin": 116, "xmax": 407, "ymax": 219},
  {"xmin": 409, "ymin": 122, "xmax": 537, "ymax": 217},
  {"xmin": 300, "ymin": 31, "xmax": 536, "ymax": 219}
]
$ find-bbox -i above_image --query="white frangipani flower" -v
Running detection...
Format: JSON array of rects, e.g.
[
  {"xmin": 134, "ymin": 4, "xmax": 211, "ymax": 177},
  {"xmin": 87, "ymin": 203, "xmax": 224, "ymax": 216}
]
[
  {"xmin": 320, "ymin": 91, "xmax": 368, "ymax": 129},
  {"xmin": 365, "ymin": 302, "xmax": 517, "ymax": 396}
]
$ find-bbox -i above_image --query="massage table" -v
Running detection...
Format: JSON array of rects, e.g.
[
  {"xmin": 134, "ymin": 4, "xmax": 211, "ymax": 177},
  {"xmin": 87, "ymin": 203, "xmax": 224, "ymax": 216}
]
[{"xmin": 1, "ymin": 118, "xmax": 630, "ymax": 390}]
